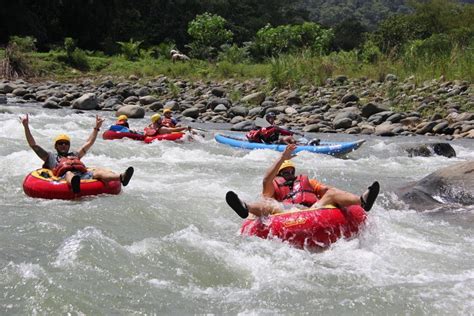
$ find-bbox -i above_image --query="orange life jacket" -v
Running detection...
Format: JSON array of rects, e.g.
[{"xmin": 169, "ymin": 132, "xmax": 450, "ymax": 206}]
[
  {"xmin": 273, "ymin": 175, "xmax": 319, "ymax": 207},
  {"xmin": 53, "ymin": 156, "xmax": 88, "ymax": 177},
  {"xmin": 161, "ymin": 117, "xmax": 176, "ymax": 128}
]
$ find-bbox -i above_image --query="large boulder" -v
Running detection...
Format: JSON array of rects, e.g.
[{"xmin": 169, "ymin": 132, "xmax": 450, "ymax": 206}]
[
  {"xmin": 182, "ymin": 107, "xmax": 200, "ymax": 119},
  {"xmin": 139, "ymin": 95, "xmax": 159, "ymax": 105},
  {"xmin": 116, "ymin": 104, "xmax": 145, "ymax": 118},
  {"xmin": 228, "ymin": 105, "xmax": 249, "ymax": 117},
  {"xmin": 396, "ymin": 161, "xmax": 474, "ymax": 210},
  {"xmin": 231, "ymin": 120, "xmax": 254, "ymax": 131},
  {"xmin": 361, "ymin": 102, "xmax": 388, "ymax": 118},
  {"xmin": 71, "ymin": 93, "xmax": 99, "ymax": 110},
  {"xmin": 0, "ymin": 83, "xmax": 15, "ymax": 94},
  {"xmin": 101, "ymin": 97, "xmax": 123, "ymax": 110},
  {"xmin": 207, "ymin": 98, "xmax": 231, "ymax": 110},
  {"xmin": 241, "ymin": 92, "xmax": 265, "ymax": 105},
  {"xmin": 405, "ymin": 143, "xmax": 456, "ymax": 158}
]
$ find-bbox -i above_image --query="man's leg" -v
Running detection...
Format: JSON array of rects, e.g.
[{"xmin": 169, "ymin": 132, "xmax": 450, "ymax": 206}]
[
  {"xmin": 64, "ymin": 171, "xmax": 80, "ymax": 193},
  {"xmin": 93, "ymin": 167, "xmax": 134, "ymax": 186},
  {"xmin": 226, "ymin": 191, "xmax": 281, "ymax": 218},
  {"xmin": 314, "ymin": 188, "xmax": 359, "ymax": 208},
  {"xmin": 311, "ymin": 182, "xmax": 380, "ymax": 212}
]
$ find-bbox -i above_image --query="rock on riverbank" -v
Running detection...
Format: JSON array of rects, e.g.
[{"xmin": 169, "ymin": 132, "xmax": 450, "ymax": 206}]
[{"xmin": 1, "ymin": 74, "xmax": 473, "ymax": 138}]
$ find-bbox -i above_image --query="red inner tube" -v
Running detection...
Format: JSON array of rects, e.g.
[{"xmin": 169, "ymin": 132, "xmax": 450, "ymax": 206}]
[
  {"xmin": 240, "ymin": 205, "xmax": 367, "ymax": 249},
  {"xmin": 23, "ymin": 168, "xmax": 121, "ymax": 200},
  {"xmin": 102, "ymin": 130, "xmax": 145, "ymax": 141},
  {"xmin": 143, "ymin": 133, "xmax": 184, "ymax": 143}
]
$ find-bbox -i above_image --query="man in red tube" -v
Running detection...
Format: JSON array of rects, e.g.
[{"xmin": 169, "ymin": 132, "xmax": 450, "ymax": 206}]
[
  {"xmin": 226, "ymin": 144, "xmax": 379, "ymax": 218},
  {"xmin": 20, "ymin": 114, "xmax": 134, "ymax": 194}
]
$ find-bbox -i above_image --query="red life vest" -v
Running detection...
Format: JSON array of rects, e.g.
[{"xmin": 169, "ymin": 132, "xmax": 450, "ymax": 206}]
[
  {"xmin": 161, "ymin": 117, "xmax": 176, "ymax": 128},
  {"xmin": 144, "ymin": 123, "xmax": 161, "ymax": 136},
  {"xmin": 53, "ymin": 156, "xmax": 88, "ymax": 177},
  {"xmin": 246, "ymin": 129, "xmax": 262, "ymax": 143},
  {"xmin": 273, "ymin": 175, "xmax": 319, "ymax": 207},
  {"xmin": 260, "ymin": 126, "xmax": 280, "ymax": 143}
]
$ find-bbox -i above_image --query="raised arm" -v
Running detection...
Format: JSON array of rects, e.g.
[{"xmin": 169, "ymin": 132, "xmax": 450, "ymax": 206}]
[
  {"xmin": 20, "ymin": 114, "xmax": 48, "ymax": 161},
  {"xmin": 77, "ymin": 115, "xmax": 104, "ymax": 159},
  {"xmin": 277, "ymin": 127, "xmax": 294, "ymax": 136},
  {"xmin": 262, "ymin": 144, "xmax": 297, "ymax": 198}
]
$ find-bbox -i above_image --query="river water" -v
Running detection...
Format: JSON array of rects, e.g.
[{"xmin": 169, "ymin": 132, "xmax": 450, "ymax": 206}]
[{"xmin": 1, "ymin": 102, "xmax": 473, "ymax": 314}]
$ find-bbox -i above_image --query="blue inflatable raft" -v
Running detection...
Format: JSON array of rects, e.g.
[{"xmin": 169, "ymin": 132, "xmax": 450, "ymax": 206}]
[{"xmin": 215, "ymin": 134, "xmax": 365, "ymax": 155}]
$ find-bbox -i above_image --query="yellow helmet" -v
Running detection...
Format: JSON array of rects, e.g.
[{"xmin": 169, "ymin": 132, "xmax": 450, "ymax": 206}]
[
  {"xmin": 54, "ymin": 134, "xmax": 71, "ymax": 144},
  {"xmin": 117, "ymin": 115, "xmax": 128, "ymax": 121},
  {"xmin": 151, "ymin": 114, "xmax": 161, "ymax": 123},
  {"xmin": 278, "ymin": 160, "xmax": 295, "ymax": 173},
  {"xmin": 163, "ymin": 109, "xmax": 172, "ymax": 114}
]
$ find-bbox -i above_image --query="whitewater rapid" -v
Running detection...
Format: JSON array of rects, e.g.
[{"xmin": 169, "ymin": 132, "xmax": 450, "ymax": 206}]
[{"xmin": 1, "ymin": 102, "xmax": 473, "ymax": 314}]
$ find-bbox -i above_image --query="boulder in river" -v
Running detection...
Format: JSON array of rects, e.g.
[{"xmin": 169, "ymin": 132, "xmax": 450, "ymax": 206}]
[
  {"xmin": 396, "ymin": 161, "xmax": 474, "ymax": 210},
  {"xmin": 405, "ymin": 143, "xmax": 456, "ymax": 158}
]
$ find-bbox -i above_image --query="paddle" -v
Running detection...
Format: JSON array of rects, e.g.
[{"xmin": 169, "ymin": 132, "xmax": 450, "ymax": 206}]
[
  {"xmin": 254, "ymin": 117, "xmax": 314, "ymax": 145},
  {"xmin": 184, "ymin": 126, "xmax": 206, "ymax": 138},
  {"xmin": 190, "ymin": 127, "xmax": 208, "ymax": 133}
]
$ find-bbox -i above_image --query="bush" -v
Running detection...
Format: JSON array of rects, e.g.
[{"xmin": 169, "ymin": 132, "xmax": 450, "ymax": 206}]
[
  {"xmin": 1, "ymin": 43, "xmax": 31, "ymax": 78},
  {"xmin": 268, "ymin": 55, "xmax": 299, "ymax": 88},
  {"xmin": 117, "ymin": 38, "xmax": 143, "ymax": 61},
  {"xmin": 404, "ymin": 34, "xmax": 452, "ymax": 61},
  {"xmin": 360, "ymin": 39, "xmax": 382, "ymax": 64},
  {"xmin": 250, "ymin": 22, "xmax": 333, "ymax": 60},
  {"xmin": 9, "ymin": 36, "xmax": 37, "ymax": 52},
  {"xmin": 68, "ymin": 48, "xmax": 90, "ymax": 71},
  {"xmin": 187, "ymin": 13, "xmax": 233, "ymax": 59},
  {"xmin": 217, "ymin": 44, "xmax": 249, "ymax": 64},
  {"xmin": 57, "ymin": 38, "xmax": 90, "ymax": 71},
  {"xmin": 143, "ymin": 42, "xmax": 176, "ymax": 59},
  {"xmin": 64, "ymin": 37, "xmax": 76, "ymax": 56}
]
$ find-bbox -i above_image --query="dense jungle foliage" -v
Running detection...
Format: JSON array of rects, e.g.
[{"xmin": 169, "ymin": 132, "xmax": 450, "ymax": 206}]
[{"xmin": 1, "ymin": 0, "xmax": 473, "ymax": 84}]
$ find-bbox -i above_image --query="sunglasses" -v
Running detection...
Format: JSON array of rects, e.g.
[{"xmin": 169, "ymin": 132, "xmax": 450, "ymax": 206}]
[
  {"xmin": 56, "ymin": 141, "xmax": 70, "ymax": 146},
  {"xmin": 280, "ymin": 169, "xmax": 295, "ymax": 176}
]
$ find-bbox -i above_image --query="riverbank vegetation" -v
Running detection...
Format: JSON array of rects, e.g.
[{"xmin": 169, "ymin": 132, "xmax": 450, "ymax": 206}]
[{"xmin": 1, "ymin": 0, "xmax": 473, "ymax": 86}]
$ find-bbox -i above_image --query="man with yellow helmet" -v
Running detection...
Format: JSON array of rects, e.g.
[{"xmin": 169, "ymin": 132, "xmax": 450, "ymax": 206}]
[
  {"xmin": 144, "ymin": 113, "xmax": 191, "ymax": 136},
  {"xmin": 161, "ymin": 109, "xmax": 179, "ymax": 128},
  {"xmin": 115, "ymin": 115, "xmax": 130, "ymax": 128},
  {"xmin": 226, "ymin": 143, "xmax": 380, "ymax": 218},
  {"xmin": 20, "ymin": 114, "xmax": 134, "ymax": 194}
]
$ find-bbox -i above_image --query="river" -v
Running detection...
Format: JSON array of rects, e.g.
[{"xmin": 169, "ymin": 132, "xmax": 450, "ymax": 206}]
[{"xmin": 1, "ymin": 101, "xmax": 473, "ymax": 314}]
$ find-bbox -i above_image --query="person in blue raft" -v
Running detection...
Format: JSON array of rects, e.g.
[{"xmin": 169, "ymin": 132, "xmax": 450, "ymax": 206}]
[
  {"xmin": 226, "ymin": 144, "xmax": 380, "ymax": 218},
  {"xmin": 246, "ymin": 112, "xmax": 296, "ymax": 144},
  {"xmin": 21, "ymin": 114, "xmax": 134, "ymax": 194},
  {"xmin": 246, "ymin": 112, "xmax": 320, "ymax": 146}
]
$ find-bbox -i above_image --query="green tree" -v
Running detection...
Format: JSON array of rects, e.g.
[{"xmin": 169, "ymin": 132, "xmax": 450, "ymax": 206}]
[
  {"xmin": 374, "ymin": 0, "xmax": 474, "ymax": 53},
  {"xmin": 332, "ymin": 18, "xmax": 367, "ymax": 51},
  {"xmin": 187, "ymin": 12, "xmax": 234, "ymax": 59},
  {"xmin": 250, "ymin": 22, "xmax": 333, "ymax": 59}
]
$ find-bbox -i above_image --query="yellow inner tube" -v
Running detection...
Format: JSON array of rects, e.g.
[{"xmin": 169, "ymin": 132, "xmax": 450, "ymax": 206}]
[
  {"xmin": 30, "ymin": 168, "xmax": 98, "ymax": 183},
  {"xmin": 270, "ymin": 204, "xmax": 337, "ymax": 217}
]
